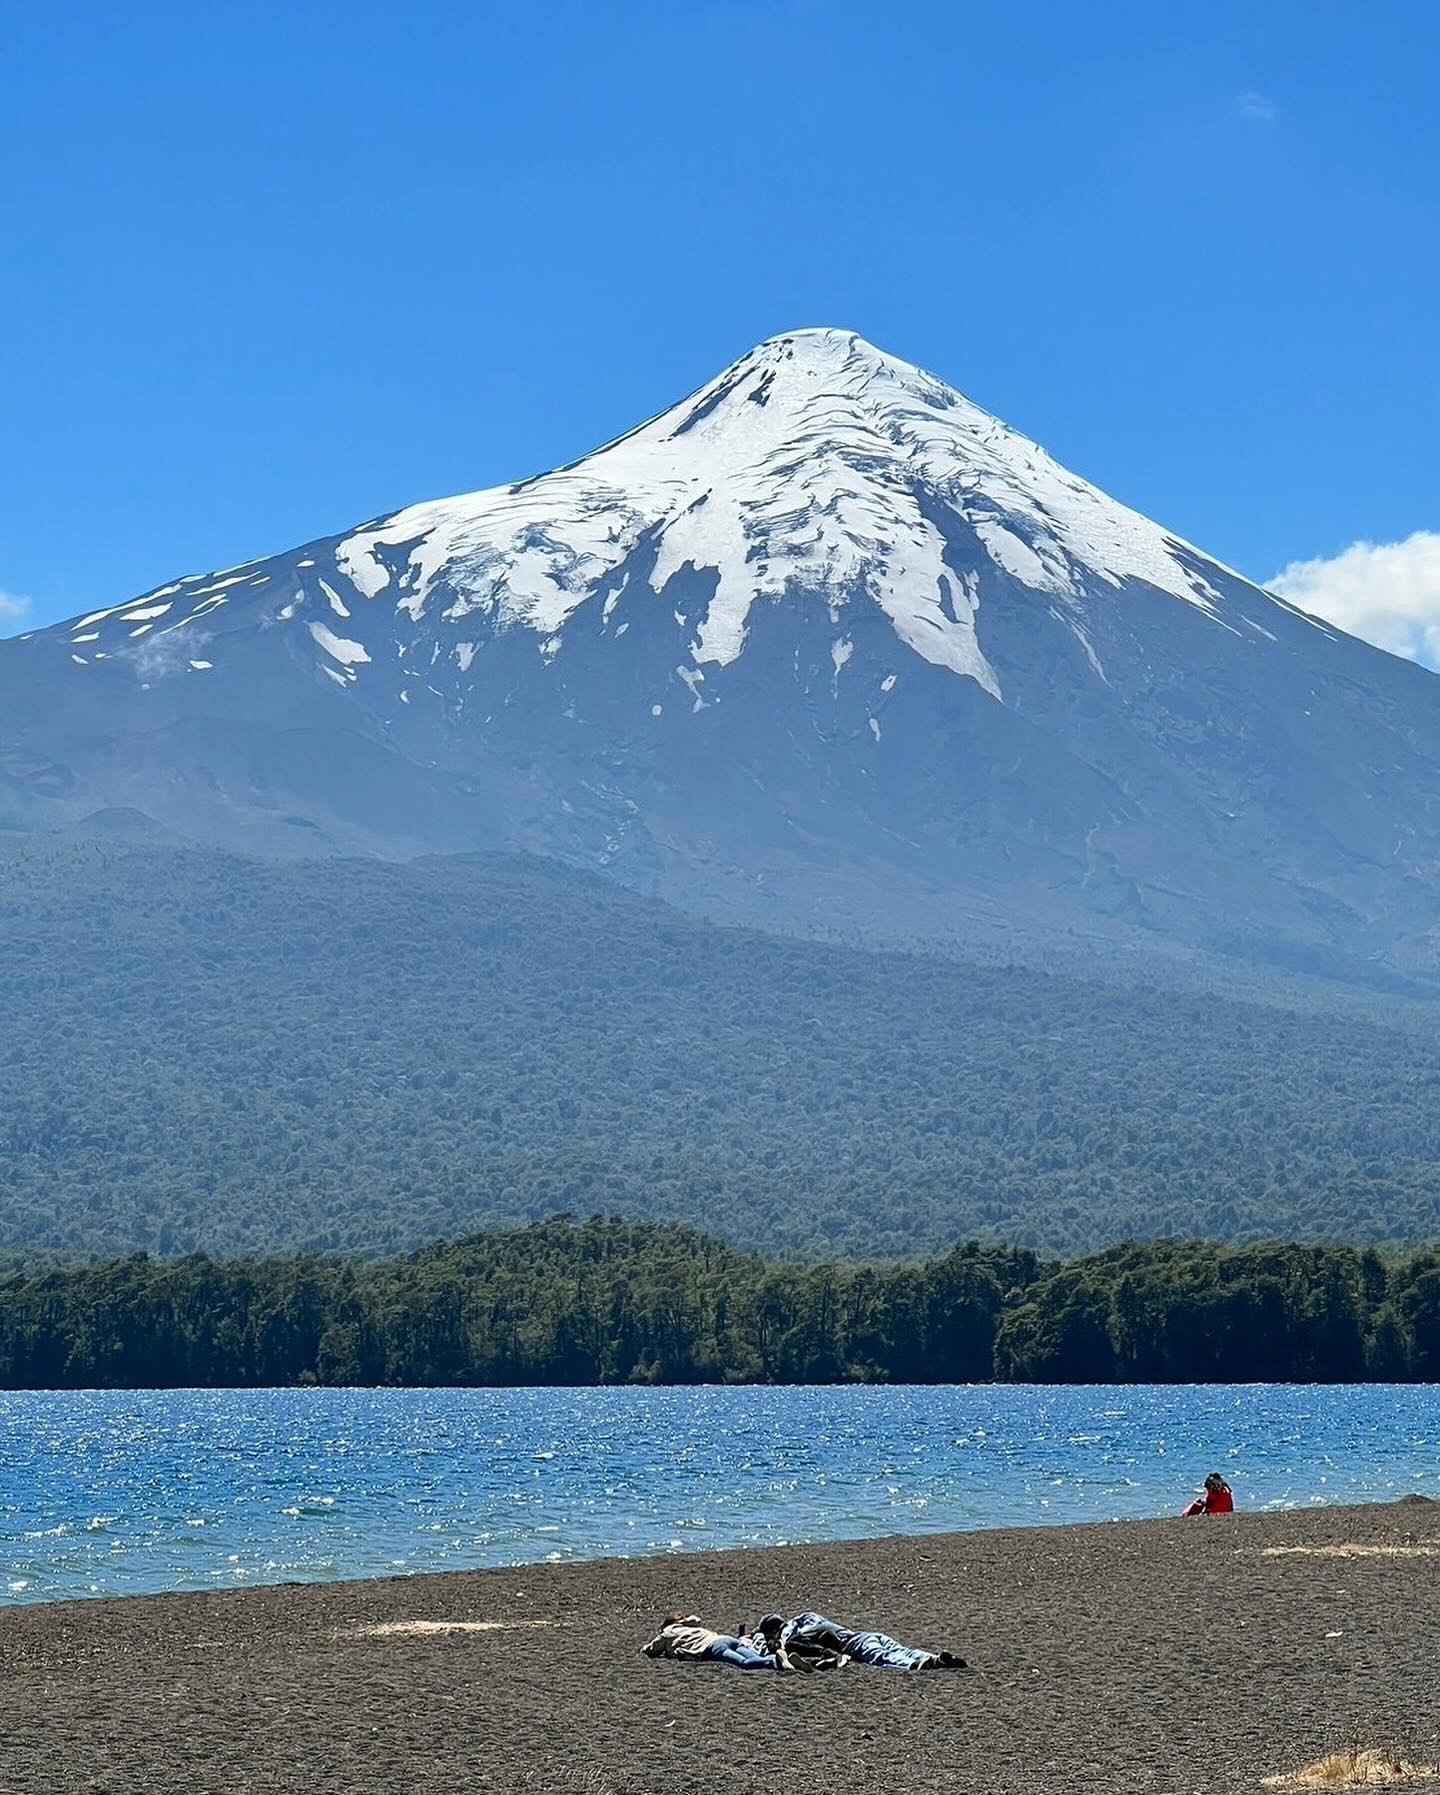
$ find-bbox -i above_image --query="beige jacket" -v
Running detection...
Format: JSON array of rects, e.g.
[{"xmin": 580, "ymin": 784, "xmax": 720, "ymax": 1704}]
[{"xmin": 641, "ymin": 1621, "xmax": 722, "ymax": 1659}]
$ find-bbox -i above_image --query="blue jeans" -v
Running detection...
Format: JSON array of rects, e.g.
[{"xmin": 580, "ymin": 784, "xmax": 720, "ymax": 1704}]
[
  {"xmin": 788, "ymin": 1611, "xmax": 935, "ymax": 1671},
  {"xmin": 707, "ymin": 1638, "xmax": 778, "ymax": 1670}
]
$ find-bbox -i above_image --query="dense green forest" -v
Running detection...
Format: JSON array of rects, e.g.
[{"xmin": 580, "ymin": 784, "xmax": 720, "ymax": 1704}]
[
  {"xmin": 2, "ymin": 1219, "xmax": 1437, "ymax": 1388},
  {"xmin": 5, "ymin": 837, "xmax": 1440, "ymax": 1260}
]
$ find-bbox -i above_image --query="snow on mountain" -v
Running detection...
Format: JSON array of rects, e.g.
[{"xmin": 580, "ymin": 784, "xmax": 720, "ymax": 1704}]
[
  {"xmin": 5, "ymin": 328, "xmax": 1440, "ymax": 976},
  {"xmin": 47, "ymin": 330, "xmax": 1285, "ymax": 700},
  {"xmin": 42, "ymin": 333, "xmax": 1271, "ymax": 687}
]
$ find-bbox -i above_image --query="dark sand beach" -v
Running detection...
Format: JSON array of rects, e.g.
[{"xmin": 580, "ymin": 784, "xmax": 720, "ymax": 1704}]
[{"xmin": 4, "ymin": 1498, "xmax": 1439, "ymax": 1794}]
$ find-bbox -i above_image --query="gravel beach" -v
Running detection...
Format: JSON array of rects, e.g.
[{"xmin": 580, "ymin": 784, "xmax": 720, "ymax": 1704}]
[{"xmin": 4, "ymin": 1498, "xmax": 1438, "ymax": 1794}]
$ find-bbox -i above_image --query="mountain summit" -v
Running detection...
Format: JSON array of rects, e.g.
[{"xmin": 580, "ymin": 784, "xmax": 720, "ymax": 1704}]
[
  {"xmin": 5, "ymin": 329, "xmax": 1440, "ymax": 972},
  {"xmin": 320, "ymin": 325, "xmax": 1238, "ymax": 702}
]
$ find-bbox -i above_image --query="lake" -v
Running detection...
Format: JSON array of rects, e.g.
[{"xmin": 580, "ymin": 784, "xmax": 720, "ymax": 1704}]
[{"xmin": 2, "ymin": 1383, "xmax": 1437, "ymax": 1606}]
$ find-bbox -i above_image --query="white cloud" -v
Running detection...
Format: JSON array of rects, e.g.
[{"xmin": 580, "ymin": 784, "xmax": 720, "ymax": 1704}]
[
  {"xmin": 1269, "ymin": 532, "xmax": 1440, "ymax": 666},
  {"xmin": 1236, "ymin": 91, "xmax": 1277, "ymax": 122},
  {"xmin": 0, "ymin": 588, "xmax": 32, "ymax": 623}
]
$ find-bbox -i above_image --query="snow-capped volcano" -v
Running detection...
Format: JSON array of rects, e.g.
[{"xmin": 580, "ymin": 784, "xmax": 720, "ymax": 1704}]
[
  {"xmin": 325, "ymin": 327, "xmax": 1241, "ymax": 699},
  {"xmin": 43, "ymin": 330, "xmax": 1262, "ymax": 700},
  {"xmin": 5, "ymin": 328, "xmax": 1440, "ymax": 973}
]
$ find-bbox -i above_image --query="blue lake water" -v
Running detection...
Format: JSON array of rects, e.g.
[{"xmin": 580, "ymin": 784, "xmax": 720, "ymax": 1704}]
[{"xmin": 2, "ymin": 1384, "xmax": 1437, "ymax": 1607}]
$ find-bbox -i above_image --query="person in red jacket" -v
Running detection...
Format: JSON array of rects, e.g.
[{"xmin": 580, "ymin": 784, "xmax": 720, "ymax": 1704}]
[{"xmin": 1182, "ymin": 1472, "xmax": 1235, "ymax": 1516}]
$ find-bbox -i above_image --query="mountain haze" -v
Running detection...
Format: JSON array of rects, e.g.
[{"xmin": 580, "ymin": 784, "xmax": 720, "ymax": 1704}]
[
  {"xmin": 6, "ymin": 838, "xmax": 1440, "ymax": 1262},
  {"xmin": 6, "ymin": 329, "xmax": 1440, "ymax": 974}
]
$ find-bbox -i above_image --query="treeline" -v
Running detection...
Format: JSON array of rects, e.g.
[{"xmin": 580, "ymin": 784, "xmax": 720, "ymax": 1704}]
[{"xmin": 1, "ymin": 1220, "xmax": 1438, "ymax": 1388}]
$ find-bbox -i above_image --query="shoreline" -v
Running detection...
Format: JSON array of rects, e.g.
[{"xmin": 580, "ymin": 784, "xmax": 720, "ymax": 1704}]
[
  {"xmin": 4, "ymin": 1483, "xmax": 1438, "ymax": 1616},
  {"xmin": 4, "ymin": 1499, "xmax": 1439, "ymax": 1792}
]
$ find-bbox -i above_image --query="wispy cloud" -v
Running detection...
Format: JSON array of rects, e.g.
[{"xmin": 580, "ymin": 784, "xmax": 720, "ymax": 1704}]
[
  {"xmin": 1269, "ymin": 532, "xmax": 1440, "ymax": 667},
  {"xmin": 126, "ymin": 625, "xmax": 211, "ymax": 682},
  {"xmin": 0, "ymin": 588, "xmax": 32, "ymax": 624},
  {"xmin": 1236, "ymin": 90, "xmax": 1277, "ymax": 123}
]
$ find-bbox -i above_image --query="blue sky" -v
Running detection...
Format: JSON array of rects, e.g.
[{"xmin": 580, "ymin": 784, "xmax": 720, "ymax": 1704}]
[{"xmin": 3, "ymin": 0, "xmax": 1437, "ymax": 650}]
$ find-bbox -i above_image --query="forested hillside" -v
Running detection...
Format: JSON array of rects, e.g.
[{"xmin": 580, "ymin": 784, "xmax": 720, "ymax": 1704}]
[
  {"xmin": 3, "ymin": 1220, "xmax": 1438, "ymax": 1387},
  {"xmin": 4, "ymin": 837, "xmax": 1440, "ymax": 1260}
]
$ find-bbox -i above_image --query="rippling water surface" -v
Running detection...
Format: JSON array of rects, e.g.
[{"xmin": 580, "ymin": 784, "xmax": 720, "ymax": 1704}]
[{"xmin": 2, "ymin": 1384, "xmax": 1437, "ymax": 1606}]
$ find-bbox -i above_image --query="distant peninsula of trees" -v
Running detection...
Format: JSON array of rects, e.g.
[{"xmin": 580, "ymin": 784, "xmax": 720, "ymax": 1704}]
[{"xmin": 2, "ymin": 1219, "xmax": 1437, "ymax": 1389}]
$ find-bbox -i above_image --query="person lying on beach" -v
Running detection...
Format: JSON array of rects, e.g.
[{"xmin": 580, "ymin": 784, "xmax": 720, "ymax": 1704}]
[
  {"xmin": 738, "ymin": 1616, "xmax": 848, "ymax": 1673},
  {"xmin": 751, "ymin": 1611, "xmax": 966, "ymax": 1672},
  {"xmin": 640, "ymin": 1612, "xmax": 794, "ymax": 1671},
  {"xmin": 1182, "ymin": 1472, "xmax": 1235, "ymax": 1517}
]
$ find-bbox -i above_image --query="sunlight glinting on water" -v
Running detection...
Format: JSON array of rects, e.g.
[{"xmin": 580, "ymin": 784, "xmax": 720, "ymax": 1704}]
[{"xmin": 2, "ymin": 1384, "xmax": 1436, "ymax": 1605}]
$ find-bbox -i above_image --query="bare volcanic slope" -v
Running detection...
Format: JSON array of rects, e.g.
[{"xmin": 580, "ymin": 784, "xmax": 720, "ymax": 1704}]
[{"xmin": 5, "ymin": 328, "xmax": 1440, "ymax": 972}]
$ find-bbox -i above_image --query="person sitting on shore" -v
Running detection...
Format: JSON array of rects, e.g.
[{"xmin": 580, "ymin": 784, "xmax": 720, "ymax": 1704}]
[
  {"xmin": 753, "ymin": 1611, "xmax": 966, "ymax": 1672},
  {"xmin": 1182, "ymin": 1472, "xmax": 1235, "ymax": 1517},
  {"xmin": 640, "ymin": 1612, "xmax": 793, "ymax": 1671}
]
